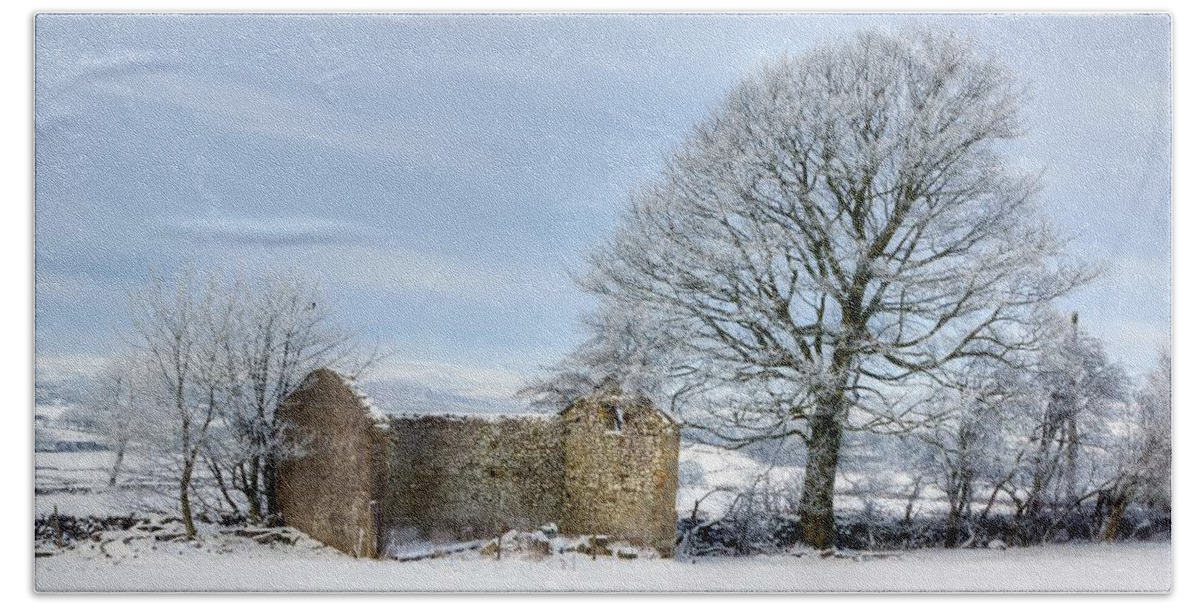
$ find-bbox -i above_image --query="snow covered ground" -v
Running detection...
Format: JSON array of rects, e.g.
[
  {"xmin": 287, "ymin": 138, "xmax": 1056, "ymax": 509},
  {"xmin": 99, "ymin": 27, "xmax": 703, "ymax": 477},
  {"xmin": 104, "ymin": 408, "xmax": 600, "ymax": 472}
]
[
  {"xmin": 35, "ymin": 537, "xmax": 1170, "ymax": 592},
  {"xmin": 36, "ymin": 449, "xmax": 176, "ymax": 518}
]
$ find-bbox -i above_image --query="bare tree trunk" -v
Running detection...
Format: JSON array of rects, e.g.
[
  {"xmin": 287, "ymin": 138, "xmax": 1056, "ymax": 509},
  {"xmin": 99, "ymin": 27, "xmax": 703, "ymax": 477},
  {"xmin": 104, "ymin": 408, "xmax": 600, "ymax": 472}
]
[
  {"xmin": 108, "ymin": 439, "xmax": 127, "ymax": 487},
  {"xmin": 53, "ymin": 505, "xmax": 63, "ymax": 549},
  {"xmin": 207, "ymin": 457, "xmax": 242, "ymax": 517},
  {"xmin": 180, "ymin": 458, "xmax": 197, "ymax": 540},
  {"xmin": 263, "ymin": 454, "xmax": 279, "ymax": 519},
  {"xmin": 902, "ymin": 474, "xmax": 923, "ymax": 527},
  {"xmin": 247, "ymin": 458, "xmax": 262, "ymax": 522},
  {"xmin": 1027, "ymin": 416, "xmax": 1058, "ymax": 523},
  {"xmin": 1065, "ymin": 414, "xmax": 1079, "ymax": 506},
  {"xmin": 799, "ymin": 392, "xmax": 846, "ymax": 550},
  {"xmin": 798, "ymin": 343, "xmax": 854, "ymax": 550},
  {"xmin": 945, "ymin": 483, "xmax": 963, "ymax": 548},
  {"xmin": 1065, "ymin": 312, "xmax": 1080, "ymax": 505},
  {"xmin": 945, "ymin": 423, "xmax": 977, "ymax": 548},
  {"xmin": 945, "ymin": 467, "xmax": 974, "ymax": 548},
  {"xmin": 176, "ymin": 377, "xmax": 199, "ymax": 540},
  {"xmin": 979, "ymin": 472, "xmax": 1013, "ymax": 524},
  {"xmin": 1104, "ymin": 489, "xmax": 1130, "ymax": 542}
]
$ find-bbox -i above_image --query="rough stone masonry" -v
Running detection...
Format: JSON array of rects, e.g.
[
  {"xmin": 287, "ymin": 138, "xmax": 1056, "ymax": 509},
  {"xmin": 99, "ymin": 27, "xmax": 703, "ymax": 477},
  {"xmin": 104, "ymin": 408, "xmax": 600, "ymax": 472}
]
[{"xmin": 276, "ymin": 369, "xmax": 680, "ymax": 558}]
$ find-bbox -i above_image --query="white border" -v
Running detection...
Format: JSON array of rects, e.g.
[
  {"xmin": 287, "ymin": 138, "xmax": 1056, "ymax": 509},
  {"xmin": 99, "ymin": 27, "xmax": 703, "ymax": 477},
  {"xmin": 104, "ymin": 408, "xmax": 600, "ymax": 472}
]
[{"xmin": 5, "ymin": 1, "xmax": 1190, "ymax": 605}]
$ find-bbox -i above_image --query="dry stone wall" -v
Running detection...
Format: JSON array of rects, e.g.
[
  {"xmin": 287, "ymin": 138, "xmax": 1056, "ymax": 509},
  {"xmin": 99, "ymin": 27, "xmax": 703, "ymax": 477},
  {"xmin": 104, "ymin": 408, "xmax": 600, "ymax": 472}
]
[{"xmin": 381, "ymin": 414, "xmax": 564, "ymax": 547}]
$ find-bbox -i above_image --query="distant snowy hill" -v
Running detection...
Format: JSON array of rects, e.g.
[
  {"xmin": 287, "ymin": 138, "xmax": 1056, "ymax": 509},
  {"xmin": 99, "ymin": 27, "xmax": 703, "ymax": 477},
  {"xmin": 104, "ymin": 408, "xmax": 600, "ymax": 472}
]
[
  {"xmin": 356, "ymin": 379, "xmax": 531, "ymax": 417},
  {"xmin": 34, "ymin": 376, "xmax": 105, "ymax": 452}
]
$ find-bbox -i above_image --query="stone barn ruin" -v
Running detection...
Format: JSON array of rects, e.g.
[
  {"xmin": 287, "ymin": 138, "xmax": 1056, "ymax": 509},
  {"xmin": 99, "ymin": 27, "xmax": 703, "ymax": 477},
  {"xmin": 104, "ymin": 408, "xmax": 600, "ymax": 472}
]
[{"xmin": 276, "ymin": 369, "xmax": 680, "ymax": 558}]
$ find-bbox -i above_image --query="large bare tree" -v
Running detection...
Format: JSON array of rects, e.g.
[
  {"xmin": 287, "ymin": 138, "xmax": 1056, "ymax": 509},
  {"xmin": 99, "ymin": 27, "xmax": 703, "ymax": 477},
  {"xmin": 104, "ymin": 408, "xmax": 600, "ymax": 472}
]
[{"xmin": 583, "ymin": 30, "xmax": 1091, "ymax": 548}]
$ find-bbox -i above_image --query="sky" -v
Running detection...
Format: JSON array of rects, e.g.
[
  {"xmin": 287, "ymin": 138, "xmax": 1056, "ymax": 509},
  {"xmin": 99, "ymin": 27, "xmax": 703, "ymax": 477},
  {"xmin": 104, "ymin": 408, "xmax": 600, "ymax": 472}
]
[{"xmin": 33, "ymin": 13, "xmax": 1171, "ymax": 409}]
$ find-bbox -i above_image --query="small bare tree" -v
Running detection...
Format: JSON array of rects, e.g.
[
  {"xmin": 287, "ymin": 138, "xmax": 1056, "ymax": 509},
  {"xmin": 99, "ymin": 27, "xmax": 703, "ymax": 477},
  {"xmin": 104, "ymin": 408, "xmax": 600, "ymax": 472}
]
[
  {"xmin": 1134, "ymin": 350, "xmax": 1172, "ymax": 513},
  {"xmin": 1021, "ymin": 312, "xmax": 1129, "ymax": 534},
  {"xmin": 915, "ymin": 361, "xmax": 1013, "ymax": 548},
  {"xmin": 1098, "ymin": 349, "xmax": 1170, "ymax": 541},
  {"xmin": 132, "ymin": 270, "xmax": 233, "ymax": 539},
  {"xmin": 72, "ymin": 353, "xmax": 149, "ymax": 486},
  {"xmin": 582, "ymin": 30, "xmax": 1092, "ymax": 548}
]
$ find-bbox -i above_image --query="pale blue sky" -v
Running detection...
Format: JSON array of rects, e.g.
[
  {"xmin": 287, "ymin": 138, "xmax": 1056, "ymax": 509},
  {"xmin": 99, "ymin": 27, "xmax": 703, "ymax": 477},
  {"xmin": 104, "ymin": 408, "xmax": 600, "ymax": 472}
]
[{"xmin": 34, "ymin": 13, "xmax": 1170, "ymax": 404}]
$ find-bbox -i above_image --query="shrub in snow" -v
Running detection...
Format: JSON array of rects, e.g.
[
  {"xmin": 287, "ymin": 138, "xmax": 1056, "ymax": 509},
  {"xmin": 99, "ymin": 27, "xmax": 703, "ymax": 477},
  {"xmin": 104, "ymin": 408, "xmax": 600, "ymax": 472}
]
[{"xmin": 676, "ymin": 503, "xmax": 1170, "ymax": 555}]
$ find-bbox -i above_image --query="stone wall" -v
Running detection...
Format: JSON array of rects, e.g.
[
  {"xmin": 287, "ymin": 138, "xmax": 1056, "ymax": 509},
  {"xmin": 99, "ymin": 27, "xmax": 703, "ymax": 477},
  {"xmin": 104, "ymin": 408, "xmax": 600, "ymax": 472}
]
[
  {"xmin": 277, "ymin": 369, "xmax": 680, "ymax": 559},
  {"xmin": 276, "ymin": 369, "xmax": 388, "ymax": 558},
  {"xmin": 560, "ymin": 393, "xmax": 680, "ymax": 556},
  {"xmin": 380, "ymin": 414, "xmax": 564, "ymax": 548}
]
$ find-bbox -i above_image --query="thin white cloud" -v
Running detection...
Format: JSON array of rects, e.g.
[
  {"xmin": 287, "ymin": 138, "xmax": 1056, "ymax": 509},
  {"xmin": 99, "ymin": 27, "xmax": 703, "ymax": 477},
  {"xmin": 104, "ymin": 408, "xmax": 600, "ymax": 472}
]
[
  {"xmin": 35, "ymin": 270, "xmax": 114, "ymax": 301},
  {"xmin": 77, "ymin": 64, "xmax": 473, "ymax": 170},
  {"xmin": 229, "ymin": 242, "xmax": 559, "ymax": 300},
  {"xmin": 169, "ymin": 215, "xmax": 365, "ymax": 245}
]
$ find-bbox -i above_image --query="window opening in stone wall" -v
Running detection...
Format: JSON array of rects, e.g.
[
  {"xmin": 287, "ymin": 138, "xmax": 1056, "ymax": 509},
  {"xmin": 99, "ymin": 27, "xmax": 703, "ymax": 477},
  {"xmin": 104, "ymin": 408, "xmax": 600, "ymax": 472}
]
[{"xmin": 601, "ymin": 403, "xmax": 624, "ymax": 433}]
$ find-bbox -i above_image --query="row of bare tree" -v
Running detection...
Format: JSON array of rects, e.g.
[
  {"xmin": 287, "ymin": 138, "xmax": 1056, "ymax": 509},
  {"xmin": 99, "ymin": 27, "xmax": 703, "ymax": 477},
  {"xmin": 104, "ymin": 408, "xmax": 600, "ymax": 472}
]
[
  {"xmin": 74, "ymin": 270, "xmax": 377, "ymax": 538},
  {"xmin": 904, "ymin": 315, "xmax": 1170, "ymax": 547}
]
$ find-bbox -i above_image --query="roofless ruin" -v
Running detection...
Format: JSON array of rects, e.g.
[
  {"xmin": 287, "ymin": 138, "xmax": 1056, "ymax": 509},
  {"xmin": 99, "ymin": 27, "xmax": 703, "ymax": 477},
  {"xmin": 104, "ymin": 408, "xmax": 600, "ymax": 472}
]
[{"xmin": 275, "ymin": 369, "xmax": 681, "ymax": 558}]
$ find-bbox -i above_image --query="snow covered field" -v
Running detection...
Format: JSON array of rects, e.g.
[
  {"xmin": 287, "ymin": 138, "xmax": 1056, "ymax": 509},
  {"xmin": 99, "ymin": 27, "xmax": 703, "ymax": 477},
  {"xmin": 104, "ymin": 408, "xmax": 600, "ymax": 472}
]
[
  {"xmin": 35, "ymin": 450, "xmax": 176, "ymax": 518},
  {"xmin": 676, "ymin": 443, "xmax": 1001, "ymax": 521},
  {"xmin": 35, "ymin": 538, "xmax": 1170, "ymax": 593}
]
